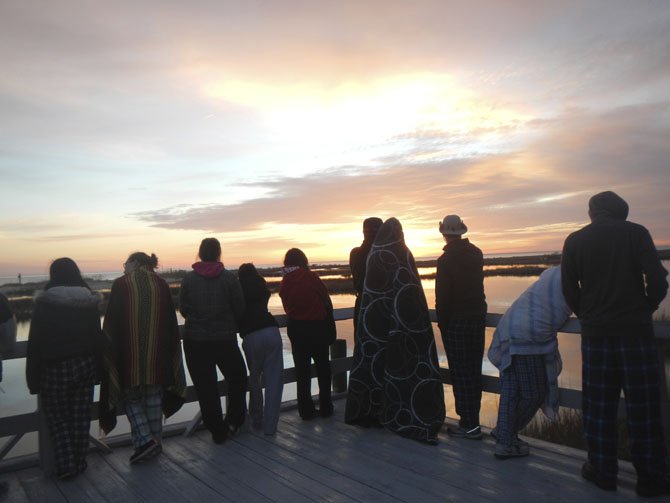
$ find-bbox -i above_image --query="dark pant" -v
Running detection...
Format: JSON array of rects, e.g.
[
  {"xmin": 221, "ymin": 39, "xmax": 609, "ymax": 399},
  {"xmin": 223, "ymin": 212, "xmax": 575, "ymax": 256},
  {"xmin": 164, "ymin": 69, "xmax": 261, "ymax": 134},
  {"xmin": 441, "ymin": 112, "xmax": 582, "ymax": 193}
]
[
  {"xmin": 287, "ymin": 319, "xmax": 332, "ymax": 418},
  {"xmin": 496, "ymin": 355, "xmax": 547, "ymax": 446},
  {"xmin": 40, "ymin": 355, "xmax": 96, "ymax": 477},
  {"xmin": 184, "ymin": 339, "xmax": 248, "ymax": 436},
  {"xmin": 440, "ymin": 315, "xmax": 485, "ymax": 429},
  {"xmin": 582, "ymin": 329, "xmax": 668, "ymax": 485}
]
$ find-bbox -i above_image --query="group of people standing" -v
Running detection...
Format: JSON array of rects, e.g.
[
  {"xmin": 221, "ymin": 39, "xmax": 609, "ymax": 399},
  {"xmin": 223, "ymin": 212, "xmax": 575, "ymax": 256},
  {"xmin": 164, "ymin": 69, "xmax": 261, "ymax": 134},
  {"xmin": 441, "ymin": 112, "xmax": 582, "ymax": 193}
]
[
  {"xmin": 21, "ymin": 239, "xmax": 336, "ymax": 481},
  {"xmin": 343, "ymin": 191, "xmax": 669, "ymax": 498},
  {"xmin": 10, "ymin": 189, "xmax": 670, "ymax": 497}
]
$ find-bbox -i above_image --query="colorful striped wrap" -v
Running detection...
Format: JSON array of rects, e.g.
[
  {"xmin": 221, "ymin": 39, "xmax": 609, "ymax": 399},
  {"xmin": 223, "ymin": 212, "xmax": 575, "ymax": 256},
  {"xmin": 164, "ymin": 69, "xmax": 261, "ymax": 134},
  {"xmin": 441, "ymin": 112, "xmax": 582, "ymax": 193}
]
[{"xmin": 100, "ymin": 268, "xmax": 186, "ymax": 434}]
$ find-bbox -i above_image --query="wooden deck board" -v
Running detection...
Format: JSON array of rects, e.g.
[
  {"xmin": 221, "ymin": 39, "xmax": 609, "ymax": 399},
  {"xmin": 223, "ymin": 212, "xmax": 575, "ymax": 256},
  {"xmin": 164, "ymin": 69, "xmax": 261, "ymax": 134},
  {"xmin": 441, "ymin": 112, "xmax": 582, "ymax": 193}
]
[{"xmin": 2, "ymin": 399, "xmax": 643, "ymax": 502}]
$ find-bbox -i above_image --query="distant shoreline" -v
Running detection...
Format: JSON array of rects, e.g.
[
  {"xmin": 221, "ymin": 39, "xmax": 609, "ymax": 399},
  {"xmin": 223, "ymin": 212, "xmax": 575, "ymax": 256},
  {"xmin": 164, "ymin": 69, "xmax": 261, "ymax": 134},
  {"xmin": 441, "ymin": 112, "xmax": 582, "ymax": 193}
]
[{"xmin": 4, "ymin": 250, "xmax": 669, "ymax": 322}]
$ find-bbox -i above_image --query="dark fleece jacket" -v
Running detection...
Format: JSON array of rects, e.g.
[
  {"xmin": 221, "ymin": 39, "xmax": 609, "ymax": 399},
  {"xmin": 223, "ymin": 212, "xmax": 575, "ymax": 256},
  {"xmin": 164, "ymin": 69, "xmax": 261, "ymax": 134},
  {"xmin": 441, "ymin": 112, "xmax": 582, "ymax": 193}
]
[
  {"xmin": 561, "ymin": 191, "xmax": 668, "ymax": 330},
  {"xmin": 435, "ymin": 238, "xmax": 487, "ymax": 325},
  {"xmin": 26, "ymin": 286, "xmax": 103, "ymax": 394}
]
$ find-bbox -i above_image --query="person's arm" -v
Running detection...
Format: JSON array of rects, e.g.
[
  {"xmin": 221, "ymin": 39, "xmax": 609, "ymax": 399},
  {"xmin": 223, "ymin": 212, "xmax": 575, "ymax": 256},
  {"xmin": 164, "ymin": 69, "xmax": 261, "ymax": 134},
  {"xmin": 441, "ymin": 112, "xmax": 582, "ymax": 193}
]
[
  {"xmin": 25, "ymin": 305, "xmax": 42, "ymax": 394},
  {"xmin": 350, "ymin": 247, "xmax": 365, "ymax": 295},
  {"xmin": 638, "ymin": 227, "xmax": 669, "ymax": 309},
  {"xmin": 435, "ymin": 258, "xmax": 450, "ymax": 325},
  {"xmin": 560, "ymin": 237, "xmax": 581, "ymax": 317},
  {"xmin": 229, "ymin": 275, "xmax": 246, "ymax": 319},
  {"xmin": 178, "ymin": 277, "xmax": 192, "ymax": 319}
]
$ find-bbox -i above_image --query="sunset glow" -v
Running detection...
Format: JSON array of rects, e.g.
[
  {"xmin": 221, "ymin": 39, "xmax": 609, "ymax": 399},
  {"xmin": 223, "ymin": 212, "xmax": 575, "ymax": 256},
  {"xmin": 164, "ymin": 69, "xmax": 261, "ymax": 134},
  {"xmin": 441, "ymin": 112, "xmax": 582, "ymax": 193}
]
[{"xmin": 1, "ymin": 1, "xmax": 669, "ymax": 278}]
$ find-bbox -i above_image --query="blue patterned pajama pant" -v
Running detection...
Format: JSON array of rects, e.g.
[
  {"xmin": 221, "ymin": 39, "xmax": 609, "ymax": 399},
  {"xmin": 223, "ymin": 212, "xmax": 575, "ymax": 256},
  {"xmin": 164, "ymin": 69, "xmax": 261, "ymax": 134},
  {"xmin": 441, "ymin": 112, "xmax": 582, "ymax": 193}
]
[
  {"xmin": 124, "ymin": 385, "xmax": 163, "ymax": 448},
  {"xmin": 40, "ymin": 355, "xmax": 96, "ymax": 477},
  {"xmin": 582, "ymin": 329, "xmax": 667, "ymax": 485},
  {"xmin": 495, "ymin": 354, "xmax": 547, "ymax": 447},
  {"xmin": 440, "ymin": 315, "xmax": 485, "ymax": 429}
]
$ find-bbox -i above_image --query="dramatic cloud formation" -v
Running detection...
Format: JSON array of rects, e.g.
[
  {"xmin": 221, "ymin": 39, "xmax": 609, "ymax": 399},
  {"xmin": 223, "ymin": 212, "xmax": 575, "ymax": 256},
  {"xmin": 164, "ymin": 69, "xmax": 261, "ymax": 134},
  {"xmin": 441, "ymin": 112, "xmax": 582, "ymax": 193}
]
[{"xmin": 1, "ymin": 1, "xmax": 668, "ymax": 275}]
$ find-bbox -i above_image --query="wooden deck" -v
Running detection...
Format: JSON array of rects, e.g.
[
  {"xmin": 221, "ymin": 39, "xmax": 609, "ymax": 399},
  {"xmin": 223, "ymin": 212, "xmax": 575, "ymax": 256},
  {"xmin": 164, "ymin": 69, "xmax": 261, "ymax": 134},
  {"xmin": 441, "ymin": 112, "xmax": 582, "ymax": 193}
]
[{"xmin": 2, "ymin": 398, "xmax": 640, "ymax": 502}]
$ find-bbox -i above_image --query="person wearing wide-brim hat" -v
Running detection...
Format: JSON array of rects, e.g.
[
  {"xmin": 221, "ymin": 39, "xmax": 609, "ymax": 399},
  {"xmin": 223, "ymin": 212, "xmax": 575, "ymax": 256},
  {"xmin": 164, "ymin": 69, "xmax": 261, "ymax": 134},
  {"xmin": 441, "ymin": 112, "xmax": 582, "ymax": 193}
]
[{"xmin": 435, "ymin": 214, "xmax": 487, "ymax": 440}]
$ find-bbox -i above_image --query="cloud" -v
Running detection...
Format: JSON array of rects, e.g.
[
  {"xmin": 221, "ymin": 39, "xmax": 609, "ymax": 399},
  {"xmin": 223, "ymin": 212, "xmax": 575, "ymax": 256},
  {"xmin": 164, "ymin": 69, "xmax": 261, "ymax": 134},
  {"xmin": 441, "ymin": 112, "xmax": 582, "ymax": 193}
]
[{"xmin": 132, "ymin": 100, "xmax": 670, "ymax": 254}]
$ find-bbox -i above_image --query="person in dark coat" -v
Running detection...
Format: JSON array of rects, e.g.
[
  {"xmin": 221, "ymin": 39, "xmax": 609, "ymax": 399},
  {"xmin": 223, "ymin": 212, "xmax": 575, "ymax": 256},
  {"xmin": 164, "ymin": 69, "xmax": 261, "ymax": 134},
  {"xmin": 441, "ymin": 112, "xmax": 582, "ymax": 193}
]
[
  {"xmin": 180, "ymin": 238, "xmax": 247, "ymax": 443},
  {"xmin": 349, "ymin": 217, "xmax": 383, "ymax": 329},
  {"xmin": 1, "ymin": 292, "xmax": 16, "ymax": 494},
  {"xmin": 238, "ymin": 263, "xmax": 284, "ymax": 435},
  {"xmin": 561, "ymin": 191, "xmax": 669, "ymax": 497},
  {"xmin": 26, "ymin": 258, "xmax": 103, "ymax": 479},
  {"xmin": 279, "ymin": 248, "xmax": 335, "ymax": 420},
  {"xmin": 345, "ymin": 217, "xmax": 445, "ymax": 444},
  {"xmin": 435, "ymin": 214, "xmax": 487, "ymax": 440}
]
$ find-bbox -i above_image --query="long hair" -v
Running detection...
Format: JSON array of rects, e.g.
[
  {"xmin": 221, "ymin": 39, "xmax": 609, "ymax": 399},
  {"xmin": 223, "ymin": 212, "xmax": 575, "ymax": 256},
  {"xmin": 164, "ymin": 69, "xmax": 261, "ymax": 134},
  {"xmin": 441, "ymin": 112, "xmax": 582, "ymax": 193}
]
[
  {"xmin": 45, "ymin": 257, "xmax": 90, "ymax": 290},
  {"xmin": 283, "ymin": 248, "xmax": 309, "ymax": 268},
  {"xmin": 198, "ymin": 238, "xmax": 221, "ymax": 262}
]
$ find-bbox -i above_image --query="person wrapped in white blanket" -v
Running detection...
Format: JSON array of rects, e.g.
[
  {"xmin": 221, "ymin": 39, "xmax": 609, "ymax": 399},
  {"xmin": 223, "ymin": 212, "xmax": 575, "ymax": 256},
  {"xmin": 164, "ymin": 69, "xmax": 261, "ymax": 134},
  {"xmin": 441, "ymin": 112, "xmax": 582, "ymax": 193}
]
[{"xmin": 487, "ymin": 266, "xmax": 571, "ymax": 459}]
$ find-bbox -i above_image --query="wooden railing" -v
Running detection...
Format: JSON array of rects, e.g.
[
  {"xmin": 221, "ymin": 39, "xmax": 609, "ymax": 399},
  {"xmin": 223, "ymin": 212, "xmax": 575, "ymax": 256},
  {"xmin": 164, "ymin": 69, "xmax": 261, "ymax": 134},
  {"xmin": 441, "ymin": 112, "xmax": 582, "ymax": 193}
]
[{"xmin": 1, "ymin": 308, "xmax": 669, "ymax": 474}]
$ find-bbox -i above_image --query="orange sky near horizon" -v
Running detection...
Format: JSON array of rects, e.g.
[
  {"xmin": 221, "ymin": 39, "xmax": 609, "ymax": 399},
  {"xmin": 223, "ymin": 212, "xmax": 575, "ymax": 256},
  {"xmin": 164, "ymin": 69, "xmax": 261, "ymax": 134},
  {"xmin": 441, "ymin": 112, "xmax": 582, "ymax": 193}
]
[{"xmin": 1, "ymin": 1, "xmax": 669, "ymax": 276}]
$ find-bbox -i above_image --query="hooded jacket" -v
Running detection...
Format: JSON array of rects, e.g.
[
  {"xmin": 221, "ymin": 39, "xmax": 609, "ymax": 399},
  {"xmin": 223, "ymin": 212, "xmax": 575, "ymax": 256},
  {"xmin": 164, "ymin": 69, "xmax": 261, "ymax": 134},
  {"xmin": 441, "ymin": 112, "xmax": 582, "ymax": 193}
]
[
  {"xmin": 26, "ymin": 286, "xmax": 103, "ymax": 394},
  {"xmin": 179, "ymin": 261, "xmax": 246, "ymax": 341},
  {"xmin": 561, "ymin": 191, "xmax": 668, "ymax": 330},
  {"xmin": 279, "ymin": 267, "xmax": 330, "ymax": 321}
]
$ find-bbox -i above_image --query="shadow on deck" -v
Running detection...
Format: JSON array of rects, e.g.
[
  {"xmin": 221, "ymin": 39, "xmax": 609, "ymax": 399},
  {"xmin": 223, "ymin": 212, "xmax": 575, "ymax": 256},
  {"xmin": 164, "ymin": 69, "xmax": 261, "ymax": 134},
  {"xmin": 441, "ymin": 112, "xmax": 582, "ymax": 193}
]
[{"xmin": 3, "ymin": 397, "xmax": 638, "ymax": 503}]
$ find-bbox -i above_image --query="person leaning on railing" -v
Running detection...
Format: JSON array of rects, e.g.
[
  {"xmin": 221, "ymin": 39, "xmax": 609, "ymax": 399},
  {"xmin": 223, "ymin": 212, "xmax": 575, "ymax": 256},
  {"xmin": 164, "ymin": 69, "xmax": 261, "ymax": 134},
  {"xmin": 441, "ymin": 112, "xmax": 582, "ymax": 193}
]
[
  {"xmin": 0, "ymin": 291, "xmax": 17, "ymax": 495},
  {"xmin": 25, "ymin": 258, "xmax": 103, "ymax": 480},
  {"xmin": 279, "ymin": 248, "xmax": 335, "ymax": 421},
  {"xmin": 561, "ymin": 190, "xmax": 670, "ymax": 498}
]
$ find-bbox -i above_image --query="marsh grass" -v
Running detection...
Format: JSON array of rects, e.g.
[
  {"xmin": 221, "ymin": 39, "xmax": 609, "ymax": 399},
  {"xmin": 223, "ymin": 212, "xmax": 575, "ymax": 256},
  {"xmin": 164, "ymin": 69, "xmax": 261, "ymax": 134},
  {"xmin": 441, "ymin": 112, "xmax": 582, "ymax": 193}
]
[{"xmin": 521, "ymin": 408, "xmax": 631, "ymax": 461}]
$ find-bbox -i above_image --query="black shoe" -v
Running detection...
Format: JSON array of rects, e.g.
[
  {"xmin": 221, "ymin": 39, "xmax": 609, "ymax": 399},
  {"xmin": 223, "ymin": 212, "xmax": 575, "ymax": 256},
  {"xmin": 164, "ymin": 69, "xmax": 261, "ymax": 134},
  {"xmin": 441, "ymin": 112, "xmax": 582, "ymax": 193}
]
[
  {"xmin": 581, "ymin": 462, "xmax": 616, "ymax": 491},
  {"xmin": 636, "ymin": 475, "xmax": 670, "ymax": 498},
  {"xmin": 0, "ymin": 481, "xmax": 8, "ymax": 495},
  {"xmin": 320, "ymin": 405, "xmax": 334, "ymax": 418},
  {"xmin": 212, "ymin": 429, "xmax": 227, "ymax": 444},
  {"xmin": 447, "ymin": 425, "xmax": 483, "ymax": 440},
  {"xmin": 56, "ymin": 470, "xmax": 78, "ymax": 481},
  {"xmin": 130, "ymin": 440, "xmax": 160, "ymax": 464}
]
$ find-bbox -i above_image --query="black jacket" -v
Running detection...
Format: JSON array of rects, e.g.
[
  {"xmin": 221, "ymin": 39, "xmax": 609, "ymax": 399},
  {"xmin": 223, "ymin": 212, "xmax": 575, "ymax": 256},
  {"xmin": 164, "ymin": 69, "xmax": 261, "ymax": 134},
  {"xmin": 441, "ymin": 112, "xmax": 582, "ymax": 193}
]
[
  {"xmin": 435, "ymin": 238, "xmax": 487, "ymax": 325},
  {"xmin": 26, "ymin": 286, "xmax": 103, "ymax": 394},
  {"xmin": 561, "ymin": 201, "xmax": 668, "ymax": 330},
  {"xmin": 238, "ymin": 273, "xmax": 279, "ymax": 337}
]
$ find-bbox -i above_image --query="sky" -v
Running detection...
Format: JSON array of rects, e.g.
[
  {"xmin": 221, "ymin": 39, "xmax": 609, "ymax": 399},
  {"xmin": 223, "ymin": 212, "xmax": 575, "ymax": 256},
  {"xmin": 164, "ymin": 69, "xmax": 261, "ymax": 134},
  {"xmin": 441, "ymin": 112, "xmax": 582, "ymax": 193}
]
[{"xmin": 1, "ymin": 1, "xmax": 669, "ymax": 276}]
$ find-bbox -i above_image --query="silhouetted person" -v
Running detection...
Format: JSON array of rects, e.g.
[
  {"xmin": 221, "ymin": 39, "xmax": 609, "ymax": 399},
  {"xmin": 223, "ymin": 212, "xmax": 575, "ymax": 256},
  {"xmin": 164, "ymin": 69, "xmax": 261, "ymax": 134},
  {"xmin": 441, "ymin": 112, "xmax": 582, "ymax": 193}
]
[
  {"xmin": 238, "ymin": 263, "xmax": 284, "ymax": 435},
  {"xmin": 345, "ymin": 218, "xmax": 445, "ymax": 444},
  {"xmin": 349, "ymin": 217, "xmax": 383, "ymax": 329},
  {"xmin": 180, "ymin": 238, "xmax": 247, "ymax": 443},
  {"xmin": 279, "ymin": 248, "xmax": 334, "ymax": 420},
  {"xmin": 562, "ymin": 191, "xmax": 669, "ymax": 497},
  {"xmin": 101, "ymin": 252, "xmax": 186, "ymax": 465},
  {"xmin": 26, "ymin": 258, "xmax": 103, "ymax": 479},
  {"xmin": 0, "ymin": 292, "xmax": 16, "ymax": 495},
  {"xmin": 435, "ymin": 214, "xmax": 487, "ymax": 440},
  {"xmin": 488, "ymin": 266, "xmax": 571, "ymax": 459}
]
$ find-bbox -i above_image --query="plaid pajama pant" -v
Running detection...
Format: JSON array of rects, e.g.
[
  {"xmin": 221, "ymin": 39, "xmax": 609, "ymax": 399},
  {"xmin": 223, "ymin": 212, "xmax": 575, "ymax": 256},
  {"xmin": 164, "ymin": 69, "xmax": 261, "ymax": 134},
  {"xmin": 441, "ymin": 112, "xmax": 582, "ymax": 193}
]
[
  {"xmin": 123, "ymin": 385, "xmax": 163, "ymax": 448},
  {"xmin": 40, "ymin": 355, "xmax": 96, "ymax": 477},
  {"xmin": 496, "ymin": 354, "xmax": 547, "ymax": 446},
  {"xmin": 582, "ymin": 329, "xmax": 668, "ymax": 484},
  {"xmin": 440, "ymin": 315, "xmax": 486, "ymax": 429}
]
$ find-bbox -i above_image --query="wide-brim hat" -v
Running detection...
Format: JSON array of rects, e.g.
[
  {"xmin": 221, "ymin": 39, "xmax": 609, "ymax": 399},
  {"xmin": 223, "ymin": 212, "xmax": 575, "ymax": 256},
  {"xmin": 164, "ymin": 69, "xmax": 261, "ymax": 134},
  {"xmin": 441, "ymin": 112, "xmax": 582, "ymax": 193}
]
[{"xmin": 439, "ymin": 214, "xmax": 467, "ymax": 235}]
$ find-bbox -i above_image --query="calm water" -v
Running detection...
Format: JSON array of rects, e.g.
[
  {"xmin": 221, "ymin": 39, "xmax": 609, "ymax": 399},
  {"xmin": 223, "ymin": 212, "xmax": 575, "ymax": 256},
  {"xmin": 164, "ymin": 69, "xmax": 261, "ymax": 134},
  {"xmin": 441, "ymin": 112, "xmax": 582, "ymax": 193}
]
[{"xmin": 3, "ymin": 264, "xmax": 669, "ymax": 458}]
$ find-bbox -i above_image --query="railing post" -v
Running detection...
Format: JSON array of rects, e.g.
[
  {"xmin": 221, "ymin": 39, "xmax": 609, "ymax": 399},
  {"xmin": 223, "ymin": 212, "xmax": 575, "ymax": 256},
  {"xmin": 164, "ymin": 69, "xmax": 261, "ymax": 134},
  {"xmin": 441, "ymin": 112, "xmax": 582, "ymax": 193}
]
[{"xmin": 330, "ymin": 338, "xmax": 347, "ymax": 393}]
